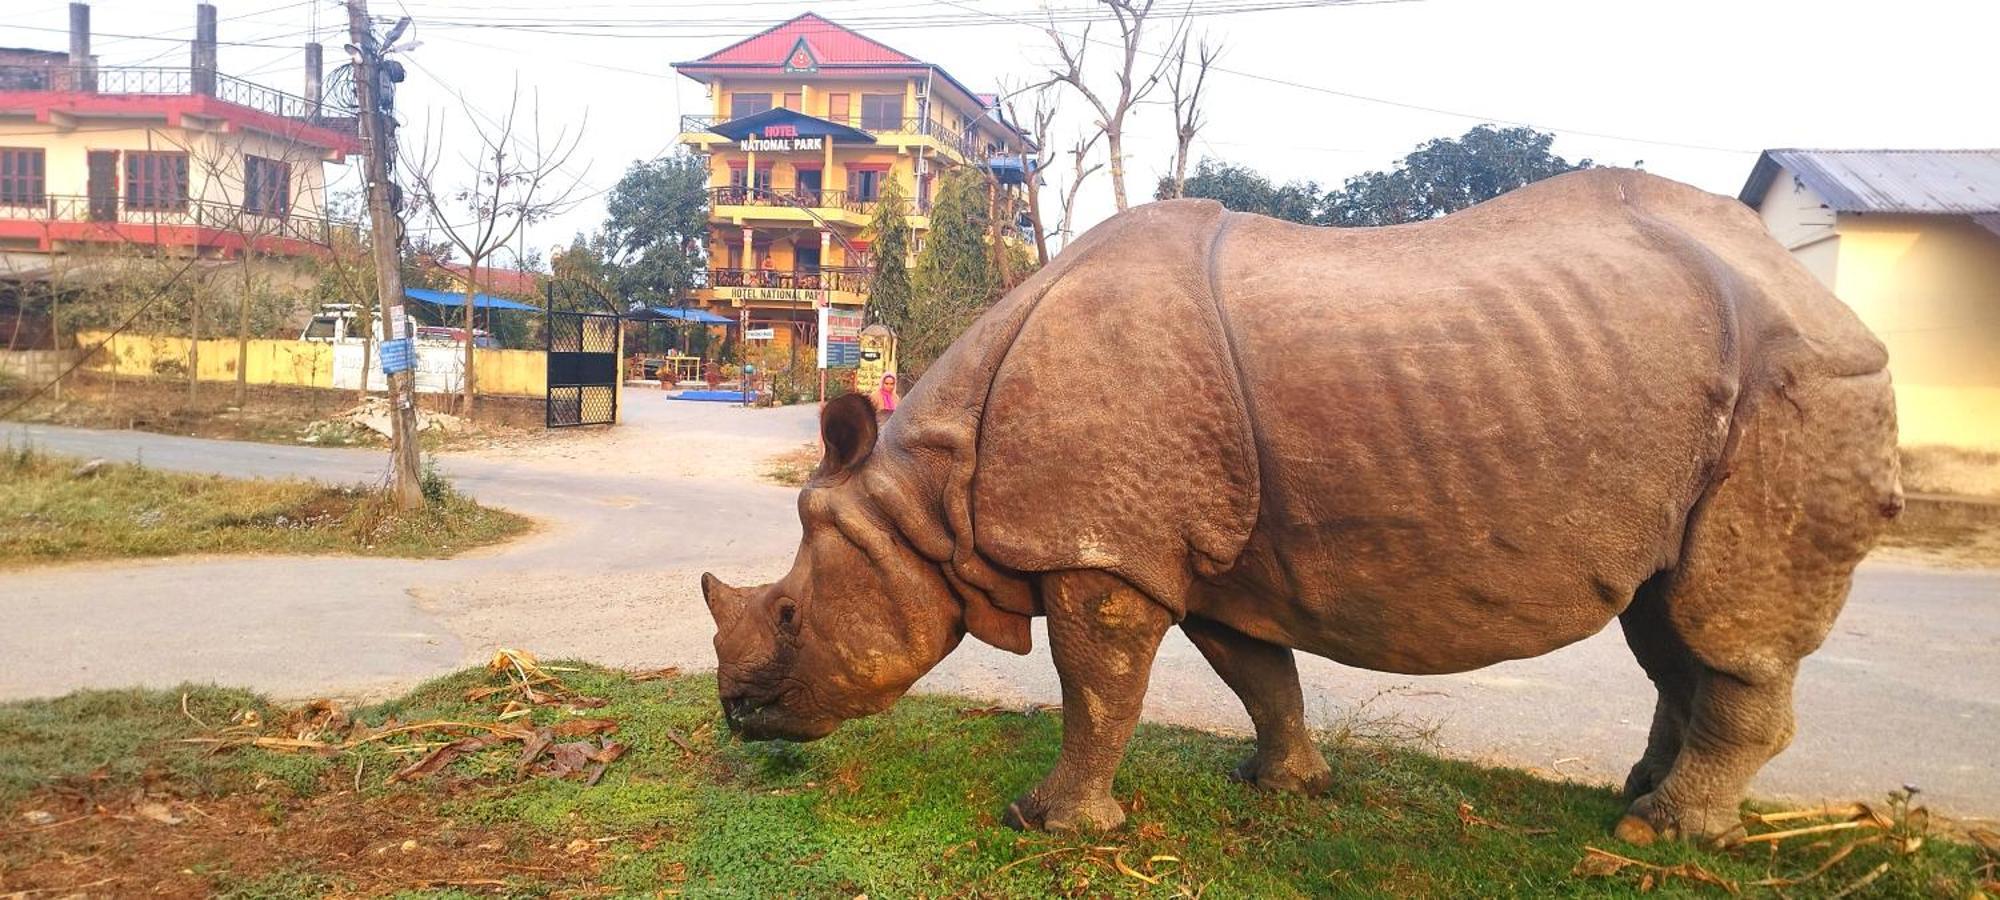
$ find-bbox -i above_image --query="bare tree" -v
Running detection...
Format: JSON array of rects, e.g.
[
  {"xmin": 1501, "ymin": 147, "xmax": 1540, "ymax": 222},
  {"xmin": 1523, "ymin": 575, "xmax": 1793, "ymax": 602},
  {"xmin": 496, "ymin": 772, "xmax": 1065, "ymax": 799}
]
[
  {"xmin": 185, "ymin": 125, "xmax": 325, "ymax": 404},
  {"xmin": 1055, "ymin": 130, "xmax": 1105, "ymax": 252},
  {"xmin": 1043, "ymin": 0, "xmax": 1181, "ymax": 212},
  {"xmin": 1164, "ymin": 33, "xmax": 1220, "ymax": 200},
  {"xmin": 403, "ymin": 83, "xmax": 584, "ymax": 415},
  {"xmin": 1003, "ymin": 83, "xmax": 1060, "ymax": 265}
]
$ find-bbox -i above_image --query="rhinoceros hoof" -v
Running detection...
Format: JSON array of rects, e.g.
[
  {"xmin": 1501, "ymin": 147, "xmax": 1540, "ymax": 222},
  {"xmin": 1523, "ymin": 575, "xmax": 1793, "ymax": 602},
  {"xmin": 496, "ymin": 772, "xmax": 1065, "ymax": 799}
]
[
  {"xmin": 1231, "ymin": 751, "xmax": 1333, "ymax": 796},
  {"xmin": 1617, "ymin": 793, "xmax": 1745, "ymax": 848},
  {"xmin": 1003, "ymin": 791, "xmax": 1126, "ymax": 833}
]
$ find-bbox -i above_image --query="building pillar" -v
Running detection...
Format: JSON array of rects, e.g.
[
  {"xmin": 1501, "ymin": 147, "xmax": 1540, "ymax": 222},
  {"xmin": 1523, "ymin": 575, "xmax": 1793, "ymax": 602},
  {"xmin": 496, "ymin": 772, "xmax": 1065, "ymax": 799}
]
[
  {"xmin": 191, "ymin": 3, "xmax": 218, "ymax": 97},
  {"xmin": 741, "ymin": 227, "xmax": 754, "ymax": 277},
  {"xmin": 68, "ymin": 3, "xmax": 94, "ymax": 93}
]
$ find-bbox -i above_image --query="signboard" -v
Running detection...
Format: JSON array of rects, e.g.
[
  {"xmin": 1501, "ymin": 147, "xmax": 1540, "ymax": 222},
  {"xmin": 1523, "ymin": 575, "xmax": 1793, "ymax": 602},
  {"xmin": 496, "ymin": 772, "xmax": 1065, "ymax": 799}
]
[
  {"xmin": 817, "ymin": 307, "xmax": 864, "ymax": 369},
  {"xmin": 378, "ymin": 337, "xmax": 415, "ymax": 375},
  {"xmin": 856, "ymin": 324, "xmax": 896, "ymax": 391},
  {"xmin": 745, "ymin": 327, "xmax": 776, "ymax": 341},
  {"xmin": 739, "ymin": 136, "xmax": 824, "ymax": 153},
  {"xmin": 716, "ymin": 286, "xmax": 832, "ymax": 304}
]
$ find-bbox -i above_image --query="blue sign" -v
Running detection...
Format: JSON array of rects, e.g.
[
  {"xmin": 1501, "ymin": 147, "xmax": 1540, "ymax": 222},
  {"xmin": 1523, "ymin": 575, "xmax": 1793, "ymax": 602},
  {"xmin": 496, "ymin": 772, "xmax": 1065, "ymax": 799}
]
[{"xmin": 379, "ymin": 338, "xmax": 415, "ymax": 375}]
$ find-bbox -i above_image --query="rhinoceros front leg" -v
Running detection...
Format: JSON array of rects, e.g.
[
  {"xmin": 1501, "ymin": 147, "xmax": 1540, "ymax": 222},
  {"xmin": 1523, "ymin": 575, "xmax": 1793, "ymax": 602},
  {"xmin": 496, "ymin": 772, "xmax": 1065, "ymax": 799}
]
[
  {"xmin": 1003, "ymin": 570, "xmax": 1172, "ymax": 833},
  {"xmin": 1181, "ymin": 617, "xmax": 1332, "ymax": 795}
]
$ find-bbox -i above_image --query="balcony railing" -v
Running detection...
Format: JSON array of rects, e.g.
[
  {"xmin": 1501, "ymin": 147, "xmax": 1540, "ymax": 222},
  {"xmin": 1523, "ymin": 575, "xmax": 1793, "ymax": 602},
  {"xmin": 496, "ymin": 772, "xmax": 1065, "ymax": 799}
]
[
  {"xmin": 711, "ymin": 185, "xmax": 898, "ymax": 216},
  {"xmin": 706, "ymin": 266, "xmax": 872, "ymax": 295},
  {"xmin": 0, "ymin": 193, "xmax": 332, "ymax": 249},
  {"xmin": 681, "ymin": 113, "xmax": 985, "ymax": 161},
  {"xmin": 0, "ymin": 64, "xmax": 356, "ymax": 130}
]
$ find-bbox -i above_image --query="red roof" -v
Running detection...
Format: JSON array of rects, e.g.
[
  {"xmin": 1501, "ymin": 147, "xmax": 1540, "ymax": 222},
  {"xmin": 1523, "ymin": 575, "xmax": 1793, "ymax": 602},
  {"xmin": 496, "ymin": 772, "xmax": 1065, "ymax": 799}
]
[
  {"xmin": 431, "ymin": 261, "xmax": 541, "ymax": 298},
  {"xmin": 686, "ymin": 13, "xmax": 920, "ymax": 68}
]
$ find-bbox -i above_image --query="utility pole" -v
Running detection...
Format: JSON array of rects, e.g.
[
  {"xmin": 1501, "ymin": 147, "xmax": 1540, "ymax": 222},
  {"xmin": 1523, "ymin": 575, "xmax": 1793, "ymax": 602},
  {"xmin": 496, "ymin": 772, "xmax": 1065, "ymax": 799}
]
[{"xmin": 346, "ymin": 0, "xmax": 423, "ymax": 509}]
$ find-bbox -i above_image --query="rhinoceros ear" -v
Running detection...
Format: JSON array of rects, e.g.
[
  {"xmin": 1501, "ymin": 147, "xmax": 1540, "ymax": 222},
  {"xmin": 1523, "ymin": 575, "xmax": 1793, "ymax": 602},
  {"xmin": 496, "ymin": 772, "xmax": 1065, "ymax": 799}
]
[{"xmin": 817, "ymin": 393, "xmax": 878, "ymax": 477}]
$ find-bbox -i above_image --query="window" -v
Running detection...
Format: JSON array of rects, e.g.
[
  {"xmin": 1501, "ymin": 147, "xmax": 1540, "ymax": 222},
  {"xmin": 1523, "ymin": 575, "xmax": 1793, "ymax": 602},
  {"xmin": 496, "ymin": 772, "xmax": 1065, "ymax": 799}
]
[
  {"xmin": 850, "ymin": 168, "xmax": 884, "ymax": 202},
  {"xmin": 729, "ymin": 92, "xmax": 772, "ymax": 119},
  {"xmin": 124, "ymin": 151, "xmax": 188, "ymax": 211},
  {"xmin": 727, "ymin": 165, "xmax": 772, "ymax": 197},
  {"xmin": 859, "ymin": 94, "xmax": 902, "ymax": 130},
  {"xmin": 781, "ymin": 92, "xmax": 802, "ymax": 112},
  {"xmin": 826, "ymin": 93, "xmax": 850, "ymax": 124},
  {"xmin": 0, "ymin": 148, "xmax": 45, "ymax": 206},
  {"xmin": 244, "ymin": 155, "xmax": 291, "ymax": 217}
]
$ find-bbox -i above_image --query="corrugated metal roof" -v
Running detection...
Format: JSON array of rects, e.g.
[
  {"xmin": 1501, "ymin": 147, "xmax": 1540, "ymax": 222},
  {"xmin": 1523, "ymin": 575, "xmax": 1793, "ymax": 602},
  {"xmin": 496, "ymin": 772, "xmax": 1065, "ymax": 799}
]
[{"xmin": 1739, "ymin": 149, "xmax": 2000, "ymax": 214}]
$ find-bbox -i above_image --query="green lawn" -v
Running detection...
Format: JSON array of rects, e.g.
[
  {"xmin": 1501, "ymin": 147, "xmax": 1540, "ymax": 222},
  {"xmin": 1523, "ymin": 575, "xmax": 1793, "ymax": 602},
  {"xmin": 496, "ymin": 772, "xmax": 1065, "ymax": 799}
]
[
  {"xmin": 1, "ymin": 663, "xmax": 1985, "ymax": 897},
  {"xmin": 0, "ymin": 447, "xmax": 529, "ymax": 567}
]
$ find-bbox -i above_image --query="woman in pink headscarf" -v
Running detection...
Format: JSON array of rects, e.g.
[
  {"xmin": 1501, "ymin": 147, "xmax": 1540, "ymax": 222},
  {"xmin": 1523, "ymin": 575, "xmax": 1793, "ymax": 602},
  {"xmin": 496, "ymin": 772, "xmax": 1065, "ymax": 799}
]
[{"xmin": 873, "ymin": 373, "xmax": 899, "ymax": 420}]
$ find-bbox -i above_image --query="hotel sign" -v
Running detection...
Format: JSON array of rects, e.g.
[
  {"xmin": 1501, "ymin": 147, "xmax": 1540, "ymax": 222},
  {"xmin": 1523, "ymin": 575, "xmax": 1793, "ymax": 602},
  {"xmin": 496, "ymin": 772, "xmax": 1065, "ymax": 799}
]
[
  {"xmin": 716, "ymin": 285, "xmax": 831, "ymax": 304},
  {"xmin": 740, "ymin": 125, "xmax": 824, "ymax": 153}
]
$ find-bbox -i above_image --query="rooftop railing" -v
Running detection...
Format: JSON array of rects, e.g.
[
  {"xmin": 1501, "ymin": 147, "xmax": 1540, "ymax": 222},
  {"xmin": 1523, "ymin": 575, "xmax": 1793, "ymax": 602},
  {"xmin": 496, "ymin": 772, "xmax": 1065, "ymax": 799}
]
[{"xmin": 0, "ymin": 63, "xmax": 355, "ymax": 131}]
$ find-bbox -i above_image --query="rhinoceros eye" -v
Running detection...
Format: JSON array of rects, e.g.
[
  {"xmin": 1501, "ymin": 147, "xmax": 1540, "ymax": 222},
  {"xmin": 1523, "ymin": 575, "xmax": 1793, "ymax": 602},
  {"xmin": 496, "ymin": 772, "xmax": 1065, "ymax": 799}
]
[{"xmin": 776, "ymin": 599, "xmax": 799, "ymax": 634}]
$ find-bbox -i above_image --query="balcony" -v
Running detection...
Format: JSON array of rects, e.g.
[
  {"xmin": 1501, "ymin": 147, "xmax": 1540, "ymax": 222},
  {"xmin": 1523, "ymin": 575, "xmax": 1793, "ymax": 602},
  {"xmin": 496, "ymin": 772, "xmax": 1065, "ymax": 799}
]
[
  {"xmin": 0, "ymin": 193, "xmax": 333, "ymax": 253},
  {"xmin": 709, "ymin": 185, "xmax": 898, "ymax": 217},
  {"xmin": 0, "ymin": 64, "xmax": 358, "ymax": 146},
  {"xmin": 707, "ymin": 266, "xmax": 873, "ymax": 295},
  {"xmin": 680, "ymin": 113, "xmax": 981, "ymax": 162}
]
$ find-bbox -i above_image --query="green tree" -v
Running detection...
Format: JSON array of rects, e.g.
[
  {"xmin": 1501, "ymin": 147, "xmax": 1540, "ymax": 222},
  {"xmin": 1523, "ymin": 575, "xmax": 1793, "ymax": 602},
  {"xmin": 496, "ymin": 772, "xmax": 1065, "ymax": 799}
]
[
  {"xmin": 601, "ymin": 150, "xmax": 709, "ymax": 308},
  {"xmin": 904, "ymin": 168, "xmax": 999, "ymax": 381},
  {"xmin": 1322, "ymin": 125, "xmax": 1592, "ymax": 226},
  {"xmin": 864, "ymin": 178, "xmax": 913, "ymax": 332},
  {"xmin": 1158, "ymin": 158, "xmax": 1323, "ymax": 224}
]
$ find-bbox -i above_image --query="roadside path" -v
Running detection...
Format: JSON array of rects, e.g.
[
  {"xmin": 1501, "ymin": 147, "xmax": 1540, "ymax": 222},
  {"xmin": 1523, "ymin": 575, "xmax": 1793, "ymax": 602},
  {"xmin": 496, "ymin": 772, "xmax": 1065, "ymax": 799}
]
[{"xmin": 3, "ymin": 406, "xmax": 1995, "ymax": 820}]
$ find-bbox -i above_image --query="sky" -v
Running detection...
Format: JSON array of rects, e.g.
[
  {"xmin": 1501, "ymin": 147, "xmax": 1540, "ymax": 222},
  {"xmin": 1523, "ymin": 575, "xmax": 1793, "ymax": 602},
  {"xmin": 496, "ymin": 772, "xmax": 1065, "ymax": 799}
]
[{"xmin": 5, "ymin": 0, "xmax": 1997, "ymax": 270}]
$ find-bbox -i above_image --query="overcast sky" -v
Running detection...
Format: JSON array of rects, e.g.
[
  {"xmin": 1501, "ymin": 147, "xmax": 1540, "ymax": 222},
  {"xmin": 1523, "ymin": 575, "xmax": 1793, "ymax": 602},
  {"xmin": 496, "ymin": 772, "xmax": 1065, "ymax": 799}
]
[{"xmin": 7, "ymin": 0, "xmax": 1996, "ymax": 269}]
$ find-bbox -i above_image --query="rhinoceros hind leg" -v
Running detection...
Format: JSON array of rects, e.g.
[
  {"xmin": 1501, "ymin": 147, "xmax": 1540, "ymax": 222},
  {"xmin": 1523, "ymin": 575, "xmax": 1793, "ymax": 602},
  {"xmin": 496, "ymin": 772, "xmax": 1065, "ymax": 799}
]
[
  {"xmin": 1616, "ymin": 573, "xmax": 1694, "ymax": 802},
  {"xmin": 1617, "ymin": 372, "xmax": 1897, "ymax": 847},
  {"xmin": 1181, "ymin": 617, "xmax": 1332, "ymax": 795},
  {"xmin": 1004, "ymin": 570, "xmax": 1173, "ymax": 833}
]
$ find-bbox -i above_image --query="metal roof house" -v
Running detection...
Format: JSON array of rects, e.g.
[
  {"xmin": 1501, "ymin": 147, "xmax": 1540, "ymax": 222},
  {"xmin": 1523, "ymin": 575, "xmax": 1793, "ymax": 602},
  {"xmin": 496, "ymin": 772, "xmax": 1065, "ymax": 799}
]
[{"xmin": 1740, "ymin": 149, "xmax": 2000, "ymax": 450}]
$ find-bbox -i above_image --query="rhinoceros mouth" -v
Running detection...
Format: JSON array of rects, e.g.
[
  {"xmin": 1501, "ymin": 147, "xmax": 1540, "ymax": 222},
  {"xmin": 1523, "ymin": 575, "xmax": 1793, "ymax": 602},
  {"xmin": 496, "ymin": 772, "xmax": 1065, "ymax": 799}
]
[{"xmin": 721, "ymin": 693, "xmax": 839, "ymax": 743}]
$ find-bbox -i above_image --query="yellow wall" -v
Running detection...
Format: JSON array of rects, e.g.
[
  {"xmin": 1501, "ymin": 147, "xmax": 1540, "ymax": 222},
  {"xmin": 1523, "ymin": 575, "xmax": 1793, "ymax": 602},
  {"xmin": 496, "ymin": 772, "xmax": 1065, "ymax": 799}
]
[
  {"xmin": 472, "ymin": 349, "xmax": 548, "ymax": 397},
  {"xmin": 76, "ymin": 331, "xmax": 549, "ymax": 398},
  {"xmin": 79, "ymin": 330, "xmax": 337, "ymax": 387},
  {"xmin": 1829, "ymin": 214, "xmax": 2000, "ymax": 450}
]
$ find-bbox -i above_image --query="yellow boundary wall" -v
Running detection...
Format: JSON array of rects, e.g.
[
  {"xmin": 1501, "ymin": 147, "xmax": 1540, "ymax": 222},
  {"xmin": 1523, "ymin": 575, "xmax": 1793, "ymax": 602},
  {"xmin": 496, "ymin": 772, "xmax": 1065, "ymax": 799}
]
[{"xmin": 76, "ymin": 331, "xmax": 547, "ymax": 398}]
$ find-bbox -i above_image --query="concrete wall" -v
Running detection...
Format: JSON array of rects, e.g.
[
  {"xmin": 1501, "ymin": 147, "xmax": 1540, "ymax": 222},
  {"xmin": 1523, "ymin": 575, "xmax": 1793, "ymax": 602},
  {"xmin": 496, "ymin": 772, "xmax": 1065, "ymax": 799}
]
[
  {"xmin": 0, "ymin": 349, "xmax": 80, "ymax": 382},
  {"xmin": 1830, "ymin": 214, "xmax": 2000, "ymax": 450}
]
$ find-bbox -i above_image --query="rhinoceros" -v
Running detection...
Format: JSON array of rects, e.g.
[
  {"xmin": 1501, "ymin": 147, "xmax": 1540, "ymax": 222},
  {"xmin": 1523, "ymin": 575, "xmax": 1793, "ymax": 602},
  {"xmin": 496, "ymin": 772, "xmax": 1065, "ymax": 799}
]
[{"xmin": 702, "ymin": 168, "xmax": 1901, "ymax": 844}]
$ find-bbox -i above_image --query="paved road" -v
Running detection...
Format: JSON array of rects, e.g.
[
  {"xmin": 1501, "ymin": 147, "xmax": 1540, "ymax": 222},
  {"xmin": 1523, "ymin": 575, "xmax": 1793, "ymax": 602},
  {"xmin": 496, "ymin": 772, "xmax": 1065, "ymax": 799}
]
[{"xmin": 3, "ymin": 406, "xmax": 1996, "ymax": 820}]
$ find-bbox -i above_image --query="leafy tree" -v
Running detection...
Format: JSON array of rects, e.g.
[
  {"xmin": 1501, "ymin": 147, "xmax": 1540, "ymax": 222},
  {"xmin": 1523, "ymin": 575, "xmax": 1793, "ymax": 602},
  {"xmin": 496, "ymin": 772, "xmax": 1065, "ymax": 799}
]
[
  {"xmin": 1321, "ymin": 125, "xmax": 1592, "ymax": 226},
  {"xmin": 1159, "ymin": 159, "xmax": 1323, "ymax": 224},
  {"xmin": 904, "ymin": 169, "xmax": 999, "ymax": 380},
  {"xmin": 601, "ymin": 150, "xmax": 709, "ymax": 308},
  {"xmin": 864, "ymin": 178, "xmax": 913, "ymax": 332}
]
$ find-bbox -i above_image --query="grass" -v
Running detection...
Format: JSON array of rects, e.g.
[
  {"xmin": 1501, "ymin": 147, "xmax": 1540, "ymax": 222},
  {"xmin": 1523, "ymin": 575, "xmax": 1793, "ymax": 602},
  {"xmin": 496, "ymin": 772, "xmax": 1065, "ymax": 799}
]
[
  {"xmin": 0, "ymin": 446, "xmax": 530, "ymax": 567},
  {"xmin": 760, "ymin": 443, "xmax": 822, "ymax": 487},
  {"xmin": 2, "ymin": 665, "xmax": 1989, "ymax": 897}
]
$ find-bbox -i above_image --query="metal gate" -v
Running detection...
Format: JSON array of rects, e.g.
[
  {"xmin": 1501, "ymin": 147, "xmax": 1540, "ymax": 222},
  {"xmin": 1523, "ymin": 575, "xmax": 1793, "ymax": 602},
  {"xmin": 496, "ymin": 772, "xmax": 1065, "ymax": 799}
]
[{"xmin": 545, "ymin": 310, "xmax": 619, "ymax": 427}]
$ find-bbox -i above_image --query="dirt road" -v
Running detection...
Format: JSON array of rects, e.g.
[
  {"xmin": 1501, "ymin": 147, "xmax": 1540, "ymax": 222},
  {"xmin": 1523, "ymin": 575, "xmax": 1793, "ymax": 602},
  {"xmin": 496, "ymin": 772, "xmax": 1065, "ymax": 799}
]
[{"xmin": 3, "ymin": 395, "xmax": 1995, "ymax": 819}]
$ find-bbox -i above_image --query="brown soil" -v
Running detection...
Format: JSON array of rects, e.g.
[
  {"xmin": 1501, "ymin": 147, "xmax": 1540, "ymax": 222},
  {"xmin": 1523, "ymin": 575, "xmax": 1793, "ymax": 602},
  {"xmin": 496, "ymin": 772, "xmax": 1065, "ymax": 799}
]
[
  {"xmin": 2, "ymin": 372, "xmax": 544, "ymax": 448},
  {"xmin": 1, "ymin": 774, "xmax": 604, "ymax": 897}
]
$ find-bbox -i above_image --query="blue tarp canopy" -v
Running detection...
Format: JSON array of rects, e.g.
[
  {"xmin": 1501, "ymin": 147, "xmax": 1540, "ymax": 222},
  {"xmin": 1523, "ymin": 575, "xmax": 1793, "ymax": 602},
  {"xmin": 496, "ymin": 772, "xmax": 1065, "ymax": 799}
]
[
  {"xmin": 642, "ymin": 306, "xmax": 733, "ymax": 325},
  {"xmin": 404, "ymin": 287, "xmax": 540, "ymax": 312},
  {"xmin": 984, "ymin": 154, "xmax": 1038, "ymax": 186}
]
